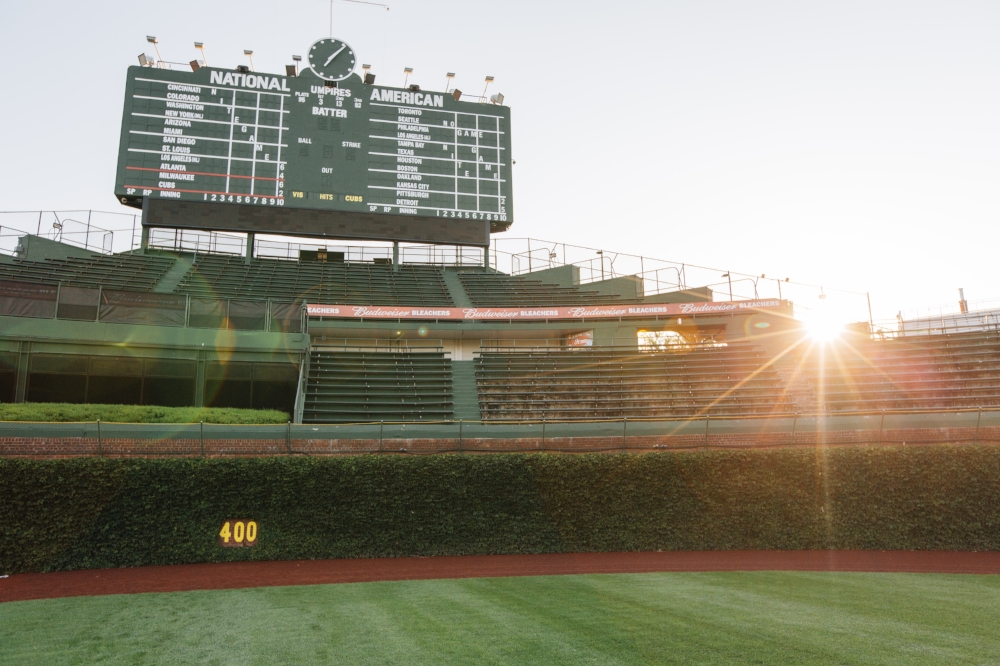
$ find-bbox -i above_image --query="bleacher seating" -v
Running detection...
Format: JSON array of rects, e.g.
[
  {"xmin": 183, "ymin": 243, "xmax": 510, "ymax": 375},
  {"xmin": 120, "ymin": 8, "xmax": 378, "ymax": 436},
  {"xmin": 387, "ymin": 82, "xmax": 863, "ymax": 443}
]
[
  {"xmin": 303, "ymin": 350, "xmax": 453, "ymax": 423},
  {"xmin": 800, "ymin": 329, "xmax": 1000, "ymax": 411},
  {"xmin": 177, "ymin": 255, "xmax": 453, "ymax": 305},
  {"xmin": 458, "ymin": 270, "xmax": 623, "ymax": 306},
  {"xmin": 0, "ymin": 252, "xmax": 175, "ymax": 292},
  {"xmin": 475, "ymin": 344, "xmax": 794, "ymax": 420}
]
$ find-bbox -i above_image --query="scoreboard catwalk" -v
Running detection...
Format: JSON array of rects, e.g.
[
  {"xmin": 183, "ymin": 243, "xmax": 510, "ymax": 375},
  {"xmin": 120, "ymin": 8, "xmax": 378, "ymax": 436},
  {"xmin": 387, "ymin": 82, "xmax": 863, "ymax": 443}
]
[{"xmin": 114, "ymin": 62, "xmax": 513, "ymax": 244}]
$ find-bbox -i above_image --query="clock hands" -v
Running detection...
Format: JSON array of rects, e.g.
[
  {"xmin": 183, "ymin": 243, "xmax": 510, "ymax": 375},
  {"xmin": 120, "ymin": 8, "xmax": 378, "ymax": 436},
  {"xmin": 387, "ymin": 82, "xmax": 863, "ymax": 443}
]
[{"xmin": 324, "ymin": 44, "xmax": 346, "ymax": 67}]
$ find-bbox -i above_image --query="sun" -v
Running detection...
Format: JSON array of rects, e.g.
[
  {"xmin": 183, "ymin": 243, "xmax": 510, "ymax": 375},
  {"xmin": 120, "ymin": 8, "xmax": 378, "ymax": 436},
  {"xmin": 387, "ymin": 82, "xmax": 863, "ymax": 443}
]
[{"xmin": 803, "ymin": 313, "xmax": 843, "ymax": 342}]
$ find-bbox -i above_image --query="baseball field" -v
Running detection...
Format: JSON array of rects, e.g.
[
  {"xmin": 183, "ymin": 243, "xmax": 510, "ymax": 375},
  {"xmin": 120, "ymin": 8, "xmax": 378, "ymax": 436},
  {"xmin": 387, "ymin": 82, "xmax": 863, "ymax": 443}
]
[{"xmin": 3, "ymin": 571, "xmax": 999, "ymax": 665}]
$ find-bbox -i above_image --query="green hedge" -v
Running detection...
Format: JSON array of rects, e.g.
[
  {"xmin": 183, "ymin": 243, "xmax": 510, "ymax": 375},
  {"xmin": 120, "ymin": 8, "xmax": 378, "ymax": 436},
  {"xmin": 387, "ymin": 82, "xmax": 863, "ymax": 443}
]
[
  {"xmin": 2, "ymin": 446, "xmax": 999, "ymax": 574},
  {"xmin": 0, "ymin": 403, "xmax": 289, "ymax": 424}
]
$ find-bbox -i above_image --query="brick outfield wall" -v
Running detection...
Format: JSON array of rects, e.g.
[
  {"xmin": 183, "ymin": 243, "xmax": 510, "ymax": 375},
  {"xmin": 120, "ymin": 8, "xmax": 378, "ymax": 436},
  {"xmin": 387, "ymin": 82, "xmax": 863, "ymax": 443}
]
[{"xmin": 2, "ymin": 425, "xmax": 999, "ymax": 458}]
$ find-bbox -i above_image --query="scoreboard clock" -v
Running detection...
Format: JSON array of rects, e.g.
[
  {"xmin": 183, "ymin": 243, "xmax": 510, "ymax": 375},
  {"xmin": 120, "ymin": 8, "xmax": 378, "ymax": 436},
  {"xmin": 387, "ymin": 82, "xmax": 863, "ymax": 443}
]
[
  {"xmin": 308, "ymin": 38, "xmax": 357, "ymax": 81},
  {"xmin": 114, "ymin": 37, "xmax": 513, "ymax": 246}
]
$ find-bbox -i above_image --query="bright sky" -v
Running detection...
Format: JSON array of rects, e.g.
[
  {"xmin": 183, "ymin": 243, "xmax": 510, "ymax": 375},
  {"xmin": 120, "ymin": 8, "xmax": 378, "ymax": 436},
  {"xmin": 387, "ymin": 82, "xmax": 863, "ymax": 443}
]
[{"xmin": 1, "ymin": 1, "xmax": 997, "ymax": 323}]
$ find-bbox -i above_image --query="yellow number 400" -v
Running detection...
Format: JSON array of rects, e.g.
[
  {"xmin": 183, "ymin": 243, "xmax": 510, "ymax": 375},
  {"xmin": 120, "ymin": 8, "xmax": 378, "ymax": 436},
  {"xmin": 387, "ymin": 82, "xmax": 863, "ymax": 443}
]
[{"xmin": 219, "ymin": 520, "xmax": 258, "ymax": 547}]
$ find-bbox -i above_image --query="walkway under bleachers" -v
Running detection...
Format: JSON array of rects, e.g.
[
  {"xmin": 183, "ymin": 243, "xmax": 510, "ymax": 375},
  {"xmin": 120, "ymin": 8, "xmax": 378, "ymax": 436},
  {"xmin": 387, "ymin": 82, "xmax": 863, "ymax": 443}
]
[
  {"xmin": 475, "ymin": 344, "xmax": 793, "ymax": 421},
  {"xmin": 176, "ymin": 255, "xmax": 454, "ymax": 305},
  {"xmin": 0, "ymin": 252, "xmax": 176, "ymax": 292},
  {"xmin": 800, "ymin": 329, "xmax": 1000, "ymax": 412},
  {"xmin": 303, "ymin": 349, "xmax": 454, "ymax": 423}
]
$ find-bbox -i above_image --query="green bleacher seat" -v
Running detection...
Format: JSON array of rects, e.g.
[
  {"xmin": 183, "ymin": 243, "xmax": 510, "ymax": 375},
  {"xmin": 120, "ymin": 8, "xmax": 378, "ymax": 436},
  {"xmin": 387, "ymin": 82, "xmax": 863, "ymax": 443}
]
[
  {"xmin": 0, "ymin": 252, "xmax": 175, "ymax": 292},
  {"xmin": 798, "ymin": 329, "xmax": 1000, "ymax": 411},
  {"xmin": 176, "ymin": 255, "xmax": 453, "ymax": 306},
  {"xmin": 458, "ymin": 270, "xmax": 635, "ymax": 306},
  {"xmin": 303, "ymin": 349, "xmax": 454, "ymax": 423},
  {"xmin": 475, "ymin": 344, "xmax": 793, "ymax": 420}
]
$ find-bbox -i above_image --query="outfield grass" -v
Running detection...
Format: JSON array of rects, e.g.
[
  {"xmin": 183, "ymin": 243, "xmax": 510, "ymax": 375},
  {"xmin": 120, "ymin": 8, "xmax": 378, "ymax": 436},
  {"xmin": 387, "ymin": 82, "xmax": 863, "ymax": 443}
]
[
  {"xmin": 0, "ymin": 403, "xmax": 289, "ymax": 424},
  {"xmin": 2, "ymin": 572, "xmax": 998, "ymax": 665}
]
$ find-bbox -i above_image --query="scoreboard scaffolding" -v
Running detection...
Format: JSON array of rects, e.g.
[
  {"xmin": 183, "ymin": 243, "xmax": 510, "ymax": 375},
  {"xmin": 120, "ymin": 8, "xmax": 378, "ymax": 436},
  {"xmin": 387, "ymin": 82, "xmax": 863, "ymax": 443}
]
[{"xmin": 114, "ymin": 58, "xmax": 513, "ymax": 246}]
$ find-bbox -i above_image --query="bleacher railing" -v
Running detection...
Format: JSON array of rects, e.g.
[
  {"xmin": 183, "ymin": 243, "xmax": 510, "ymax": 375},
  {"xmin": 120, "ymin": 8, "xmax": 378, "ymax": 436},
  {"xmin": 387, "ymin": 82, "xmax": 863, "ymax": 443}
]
[
  {"xmin": 2, "ymin": 407, "xmax": 998, "ymax": 458},
  {"xmin": 311, "ymin": 338, "xmax": 445, "ymax": 352}
]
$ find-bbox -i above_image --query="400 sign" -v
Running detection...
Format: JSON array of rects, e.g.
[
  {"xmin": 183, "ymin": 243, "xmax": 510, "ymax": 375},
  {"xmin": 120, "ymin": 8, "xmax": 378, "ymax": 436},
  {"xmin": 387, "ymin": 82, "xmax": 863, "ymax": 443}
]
[{"xmin": 218, "ymin": 519, "xmax": 259, "ymax": 548}]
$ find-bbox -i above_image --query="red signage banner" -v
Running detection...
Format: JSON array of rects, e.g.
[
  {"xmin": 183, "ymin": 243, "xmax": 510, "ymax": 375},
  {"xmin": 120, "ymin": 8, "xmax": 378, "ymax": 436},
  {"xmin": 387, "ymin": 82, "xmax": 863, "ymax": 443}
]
[{"xmin": 306, "ymin": 299, "xmax": 786, "ymax": 321}]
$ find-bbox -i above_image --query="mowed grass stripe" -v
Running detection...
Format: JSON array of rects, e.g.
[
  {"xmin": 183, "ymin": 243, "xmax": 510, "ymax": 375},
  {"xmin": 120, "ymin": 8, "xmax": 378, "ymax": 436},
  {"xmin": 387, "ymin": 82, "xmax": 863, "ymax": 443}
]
[{"xmin": 2, "ymin": 572, "xmax": 999, "ymax": 665}]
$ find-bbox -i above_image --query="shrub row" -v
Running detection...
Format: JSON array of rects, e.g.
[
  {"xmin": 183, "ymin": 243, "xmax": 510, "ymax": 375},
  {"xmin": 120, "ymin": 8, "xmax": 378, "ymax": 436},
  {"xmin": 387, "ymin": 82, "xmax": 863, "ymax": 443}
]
[
  {"xmin": 2, "ymin": 445, "xmax": 998, "ymax": 574},
  {"xmin": 0, "ymin": 403, "xmax": 290, "ymax": 424}
]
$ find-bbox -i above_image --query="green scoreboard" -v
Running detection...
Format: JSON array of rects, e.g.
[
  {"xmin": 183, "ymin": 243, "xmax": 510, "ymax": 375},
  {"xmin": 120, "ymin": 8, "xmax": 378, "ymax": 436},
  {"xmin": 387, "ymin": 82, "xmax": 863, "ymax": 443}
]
[{"xmin": 114, "ymin": 41, "xmax": 512, "ymax": 246}]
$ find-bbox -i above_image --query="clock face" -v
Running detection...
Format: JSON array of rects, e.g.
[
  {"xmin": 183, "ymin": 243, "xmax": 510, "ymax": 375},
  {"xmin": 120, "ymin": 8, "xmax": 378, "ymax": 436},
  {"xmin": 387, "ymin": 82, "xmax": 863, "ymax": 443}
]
[{"xmin": 308, "ymin": 38, "xmax": 356, "ymax": 81}]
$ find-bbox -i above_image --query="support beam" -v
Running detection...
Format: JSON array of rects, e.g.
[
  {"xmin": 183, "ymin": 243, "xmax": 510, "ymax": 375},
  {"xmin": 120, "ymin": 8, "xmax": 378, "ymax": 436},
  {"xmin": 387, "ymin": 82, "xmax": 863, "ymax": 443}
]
[
  {"xmin": 245, "ymin": 232, "xmax": 255, "ymax": 264},
  {"xmin": 140, "ymin": 226, "xmax": 150, "ymax": 251},
  {"xmin": 392, "ymin": 241, "xmax": 399, "ymax": 272},
  {"xmin": 14, "ymin": 341, "xmax": 29, "ymax": 403}
]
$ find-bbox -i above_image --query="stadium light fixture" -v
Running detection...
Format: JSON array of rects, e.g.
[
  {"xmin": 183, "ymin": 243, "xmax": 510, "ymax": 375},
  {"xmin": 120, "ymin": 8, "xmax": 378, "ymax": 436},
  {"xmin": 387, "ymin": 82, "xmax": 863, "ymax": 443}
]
[
  {"xmin": 362, "ymin": 64, "xmax": 375, "ymax": 84},
  {"xmin": 190, "ymin": 60, "xmax": 200, "ymax": 72},
  {"xmin": 445, "ymin": 72, "xmax": 455, "ymax": 91},
  {"xmin": 403, "ymin": 67, "xmax": 413, "ymax": 87},
  {"xmin": 287, "ymin": 55, "xmax": 302, "ymax": 77},
  {"xmin": 146, "ymin": 36, "xmax": 163, "ymax": 68},
  {"xmin": 481, "ymin": 75, "xmax": 494, "ymax": 103},
  {"xmin": 195, "ymin": 42, "xmax": 208, "ymax": 66},
  {"xmin": 244, "ymin": 50, "xmax": 255, "ymax": 72},
  {"xmin": 452, "ymin": 89, "xmax": 462, "ymax": 101},
  {"xmin": 138, "ymin": 53, "xmax": 151, "ymax": 67},
  {"xmin": 490, "ymin": 93, "xmax": 504, "ymax": 105}
]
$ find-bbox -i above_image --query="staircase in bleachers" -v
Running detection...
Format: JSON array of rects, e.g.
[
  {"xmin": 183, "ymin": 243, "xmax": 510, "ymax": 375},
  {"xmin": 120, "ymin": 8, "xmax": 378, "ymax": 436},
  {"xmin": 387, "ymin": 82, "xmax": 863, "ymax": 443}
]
[
  {"xmin": 458, "ymin": 270, "xmax": 624, "ymax": 306},
  {"xmin": 303, "ymin": 349, "xmax": 454, "ymax": 423},
  {"xmin": 176, "ymin": 255, "xmax": 453, "ymax": 305},
  {"xmin": 799, "ymin": 329, "xmax": 1000, "ymax": 411},
  {"xmin": 0, "ymin": 252, "xmax": 176, "ymax": 292},
  {"xmin": 475, "ymin": 344, "xmax": 793, "ymax": 421}
]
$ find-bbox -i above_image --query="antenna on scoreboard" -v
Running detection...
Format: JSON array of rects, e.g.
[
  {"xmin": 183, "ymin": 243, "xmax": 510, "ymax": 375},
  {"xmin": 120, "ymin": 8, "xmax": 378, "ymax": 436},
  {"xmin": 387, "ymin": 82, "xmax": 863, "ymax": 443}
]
[{"xmin": 146, "ymin": 36, "xmax": 163, "ymax": 68}]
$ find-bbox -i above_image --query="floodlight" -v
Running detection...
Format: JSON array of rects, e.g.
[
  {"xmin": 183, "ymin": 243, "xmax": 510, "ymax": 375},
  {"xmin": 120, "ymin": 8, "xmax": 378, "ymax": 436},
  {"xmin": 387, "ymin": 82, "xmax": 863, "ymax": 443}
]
[
  {"xmin": 445, "ymin": 71, "xmax": 455, "ymax": 90},
  {"xmin": 364, "ymin": 72, "xmax": 376, "ymax": 85},
  {"xmin": 481, "ymin": 75, "xmax": 494, "ymax": 102},
  {"xmin": 286, "ymin": 65, "xmax": 297, "ymax": 76},
  {"xmin": 292, "ymin": 55, "xmax": 302, "ymax": 75},
  {"xmin": 146, "ymin": 36, "xmax": 164, "ymax": 68},
  {"xmin": 409, "ymin": 84, "xmax": 421, "ymax": 91},
  {"xmin": 452, "ymin": 89, "xmax": 462, "ymax": 101},
  {"xmin": 244, "ymin": 49, "xmax": 255, "ymax": 72},
  {"xmin": 138, "ymin": 53, "xmax": 150, "ymax": 67},
  {"xmin": 194, "ymin": 42, "xmax": 208, "ymax": 66},
  {"xmin": 490, "ymin": 93, "xmax": 504, "ymax": 105},
  {"xmin": 403, "ymin": 66, "xmax": 413, "ymax": 87},
  {"xmin": 236, "ymin": 65, "xmax": 250, "ymax": 73},
  {"xmin": 190, "ymin": 60, "xmax": 200, "ymax": 72}
]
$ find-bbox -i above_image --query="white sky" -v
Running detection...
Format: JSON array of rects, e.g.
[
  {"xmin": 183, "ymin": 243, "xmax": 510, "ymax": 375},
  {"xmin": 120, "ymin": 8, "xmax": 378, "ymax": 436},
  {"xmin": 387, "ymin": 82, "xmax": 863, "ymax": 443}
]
[{"xmin": 0, "ymin": 0, "xmax": 997, "ymax": 323}]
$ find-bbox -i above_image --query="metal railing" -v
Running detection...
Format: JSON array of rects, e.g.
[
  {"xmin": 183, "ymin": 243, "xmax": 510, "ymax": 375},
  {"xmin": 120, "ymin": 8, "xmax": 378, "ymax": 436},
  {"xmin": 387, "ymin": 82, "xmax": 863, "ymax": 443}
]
[
  {"xmin": 2, "ymin": 407, "xmax": 997, "ymax": 458},
  {"xmin": 311, "ymin": 338, "xmax": 445, "ymax": 352}
]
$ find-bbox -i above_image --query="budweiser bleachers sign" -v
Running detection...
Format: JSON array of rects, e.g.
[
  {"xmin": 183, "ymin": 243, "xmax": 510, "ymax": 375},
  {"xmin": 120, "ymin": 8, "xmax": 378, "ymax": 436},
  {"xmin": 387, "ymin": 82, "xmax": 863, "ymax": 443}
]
[{"xmin": 306, "ymin": 300, "xmax": 786, "ymax": 320}]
